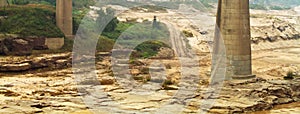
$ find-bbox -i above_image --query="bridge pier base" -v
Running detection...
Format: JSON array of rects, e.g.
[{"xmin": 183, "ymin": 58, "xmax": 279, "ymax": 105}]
[{"xmin": 216, "ymin": 0, "xmax": 255, "ymax": 80}]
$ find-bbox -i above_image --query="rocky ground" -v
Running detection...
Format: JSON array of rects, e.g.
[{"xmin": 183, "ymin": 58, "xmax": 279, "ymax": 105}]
[
  {"xmin": 0, "ymin": 47, "xmax": 299, "ymax": 113},
  {"xmin": 1, "ymin": 4, "xmax": 300, "ymax": 114}
]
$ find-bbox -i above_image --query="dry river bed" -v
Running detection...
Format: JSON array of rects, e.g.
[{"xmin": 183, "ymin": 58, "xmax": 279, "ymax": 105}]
[{"xmin": 0, "ymin": 46, "xmax": 300, "ymax": 114}]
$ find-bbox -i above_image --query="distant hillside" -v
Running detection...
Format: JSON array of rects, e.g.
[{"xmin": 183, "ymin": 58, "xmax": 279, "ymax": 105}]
[
  {"xmin": 250, "ymin": 0, "xmax": 300, "ymax": 10},
  {"xmin": 191, "ymin": 0, "xmax": 300, "ymax": 10},
  {"xmin": 7, "ymin": 0, "xmax": 95, "ymax": 9},
  {"xmin": 0, "ymin": 5, "xmax": 64, "ymax": 37},
  {"xmin": 250, "ymin": 0, "xmax": 300, "ymax": 7}
]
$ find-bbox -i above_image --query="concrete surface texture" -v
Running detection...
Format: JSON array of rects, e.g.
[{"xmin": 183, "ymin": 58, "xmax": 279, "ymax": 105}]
[
  {"xmin": 216, "ymin": 0, "xmax": 255, "ymax": 79},
  {"xmin": 56, "ymin": 0, "xmax": 73, "ymax": 38},
  {"xmin": 45, "ymin": 38, "xmax": 64, "ymax": 50}
]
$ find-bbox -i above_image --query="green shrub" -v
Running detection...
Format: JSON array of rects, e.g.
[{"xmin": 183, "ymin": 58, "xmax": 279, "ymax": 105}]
[
  {"xmin": 97, "ymin": 36, "xmax": 115, "ymax": 52},
  {"xmin": 132, "ymin": 40, "xmax": 170, "ymax": 59},
  {"xmin": 0, "ymin": 6, "xmax": 64, "ymax": 37},
  {"xmin": 284, "ymin": 71, "xmax": 295, "ymax": 80},
  {"xmin": 183, "ymin": 30, "xmax": 193, "ymax": 37},
  {"xmin": 73, "ymin": 8, "xmax": 90, "ymax": 35}
]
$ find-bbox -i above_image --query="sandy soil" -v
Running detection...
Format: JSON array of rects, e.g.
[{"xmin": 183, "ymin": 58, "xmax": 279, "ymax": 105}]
[{"xmin": 1, "ymin": 5, "xmax": 300, "ymax": 114}]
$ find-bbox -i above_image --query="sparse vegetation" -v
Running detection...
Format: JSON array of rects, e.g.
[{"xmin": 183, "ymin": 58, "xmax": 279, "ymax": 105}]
[
  {"xmin": 250, "ymin": 0, "xmax": 300, "ymax": 9},
  {"xmin": 97, "ymin": 36, "xmax": 115, "ymax": 52},
  {"xmin": 97, "ymin": 0, "xmax": 215, "ymax": 11},
  {"xmin": 100, "ymin": 18, "xmax": 171, "ymax": 59},
  {"xmin": 0, "ymin": 5, "xmax": 64, "ymax": 38},
  {"xmin": 250, "ymin": 0, "xmax": 300, "ymax": 10},
  {"xmin": 102, "ymin": 22, "xmax": 134, "ymax": 40},
  {"xmin": 284, "ymin": 71, "xmax": 296, "ymax": 80},
  {"xmin": 163, "ymin": 79, "xmax": 173, "ymax": 85},
  {"xmin": 0, "ymin": 4, "xmax": 171, "ymax": 57},
  {"xmin": 269, "ymin": 6, "xmax": 291, "ymax": 10},
  {"xmin": 133, "ymin": 40, "xmax": 170, "ymax": 59},
  {"xmin": 250, "ymin": 4, "xmax": 268, "ymax": 10},
  {"xmin": 130, "ymin": 5, "xmax": 167, "ymax": 13},
  {"xmin": 152, "ymin": 0, "xmax": 214, "ymax": 11},
  {"xmin": 182, "ymin": 30, "xmax": 194, "ymax": 37},
  {"xmin": 8, "ymin": 0, "xmax": 95, "ymax": 9},
  {"xmin": 96, "ymin": 8, "xmax": 119, "ymax": 33},
  {"xmin": 73, "ymin": 8, "xmax": 90, "ymax": 35}
]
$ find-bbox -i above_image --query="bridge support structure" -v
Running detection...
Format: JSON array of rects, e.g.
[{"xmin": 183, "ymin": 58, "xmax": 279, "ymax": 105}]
[
  {"xmin": 215, "ymin": 0, "xmax": 255, "ymax": 80},
  {"xmin": 56, "ymin": 0, "xmax": 73, "ymax": 38}
]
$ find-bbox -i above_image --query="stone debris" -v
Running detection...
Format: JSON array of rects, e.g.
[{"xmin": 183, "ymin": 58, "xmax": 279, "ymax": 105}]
[
  {"xmin": 1, "ymin": 7, "xmax": 300, "ymax": 113},
  {"xmin": 0, "ymin": 53, "xmax": 299, "ymax": 114},
  {"xmin": 0, "ymin": 53, "xmax": 71, "ymax": 72}
]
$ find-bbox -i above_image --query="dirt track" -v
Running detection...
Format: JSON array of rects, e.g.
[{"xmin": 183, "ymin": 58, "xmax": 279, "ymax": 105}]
[{"xmin": 163, "ymin": 21, "xmax": 189, "ymax": 57}]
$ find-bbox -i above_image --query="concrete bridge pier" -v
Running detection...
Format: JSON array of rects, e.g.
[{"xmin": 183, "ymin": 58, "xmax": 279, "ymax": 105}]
[
  {"xmin": 56, "ymin": 0, "xmax": 73, "ymax": 38},
  {"xmin": 215, "ymin": 0, "xmax": 255, "ymax": 80}
]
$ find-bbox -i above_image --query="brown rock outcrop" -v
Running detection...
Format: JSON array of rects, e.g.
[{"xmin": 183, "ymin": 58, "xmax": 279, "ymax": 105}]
[
  {"xmin": 1, "ymin": 38, "xmax": 33, "ymax": 55},
  {"xmin": 0, "ymin": 53, "xmax": 71, "ymax": 72},
  {"xmin": 0, "ymin": 37, "xmax": 49, "ymax": 56}
]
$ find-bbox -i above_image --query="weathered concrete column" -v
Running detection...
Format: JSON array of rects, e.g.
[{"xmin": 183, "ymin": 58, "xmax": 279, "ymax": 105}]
[
  {"xmin": 56, "ymin": 0, "xmax": 64, "ymax": 32},
  {"xmin": 56, "ymin": 0, "xmax": 73, "ymax": 38},
  {"xmin": 0, "ymin": 0, "xmax": 7, "ymax": 7},
  {"xmin": 63, "ymin": 0, "xmax": 73, "ymax": 38},
  {"xmin": 215, "ymin": 0, "xmax": 255, "ymax": 79}
]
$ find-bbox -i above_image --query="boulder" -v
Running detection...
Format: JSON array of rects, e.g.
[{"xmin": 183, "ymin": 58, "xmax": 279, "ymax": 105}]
[
  {"xmin": 130, "ymin": 69, "xmax": 140, "ymax": 76},
  {"xmin": 99, "ymin": 77, "xmax": 115, "ymax": 85},
  {"xmin": 3, "ymin": 38, "xmax": 33, "ymax": 55},
  {"xmin": 0, "ymin": 37, "xmax": 50, "ymax": 55}
]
